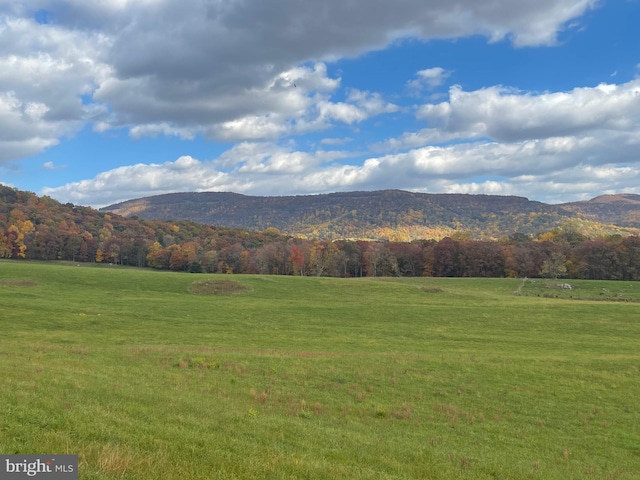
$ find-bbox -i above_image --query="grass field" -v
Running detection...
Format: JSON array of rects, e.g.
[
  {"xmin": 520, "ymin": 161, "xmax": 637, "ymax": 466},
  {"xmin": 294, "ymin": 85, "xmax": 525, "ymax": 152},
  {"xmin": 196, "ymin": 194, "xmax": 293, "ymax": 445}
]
[{"xmin": 1, "ymin": 260, "xmax": 639, "ymax": 479}]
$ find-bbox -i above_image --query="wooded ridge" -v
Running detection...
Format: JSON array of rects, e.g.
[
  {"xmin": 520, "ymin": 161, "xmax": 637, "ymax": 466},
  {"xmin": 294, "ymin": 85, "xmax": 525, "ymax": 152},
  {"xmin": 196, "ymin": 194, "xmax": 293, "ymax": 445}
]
[
  {"xmin": 102, "ymin": 189, "xmax": 640, "ymax": 240},
  {"xmin": 2, "ymin": 185, "xmax": 640, "ymax": 280}
]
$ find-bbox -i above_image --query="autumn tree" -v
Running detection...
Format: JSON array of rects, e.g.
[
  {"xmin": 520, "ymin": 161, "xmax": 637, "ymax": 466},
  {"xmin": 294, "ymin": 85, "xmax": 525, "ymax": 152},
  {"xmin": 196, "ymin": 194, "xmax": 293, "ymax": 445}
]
[
  {"xmin": 308, "ymin": 241, "xmax": 341, "ymax": 276},
  {"xmin": 169, "ymin": 245, "xmax": 188, "ymax": 271},
  {"xmin": 61, "ymin": 233, "xmax": 83, "ymax": 261},
  {"xmin": 146, "ymin": 241, "xmax": 163, "ymax": 268},
  {"xmin": 200, "ymin": 250, "xmax": 219, "ymax": 273},
  {"xmin": 459, "ymin": 241, "xmax": 505, "ymax": 277},
  {"xmin": 334, "ymin": 240, "xmax": 364, "ymax": 277},
  {"xmin": 0, "ymin": 231, "xmax": 12, "ymax": 258},
  {"xmin": 617, "ymin": 235, "xmax": 640, "ymax": 280},
  {"xmin": 540, "ymin": 252, "xmax": 567, "ymax": 279},
  {"xmin": 432, "ymin": 237, "xmax": 462, "ymax": 277},
  {"xmin": 569, "ymin": 240, "xmax": 622, "ymax": 280},
  {"xmin": 182, "ymin": 242, "xmax": 199, "ymax": 266},
  {"xmin": 218, "ymin": 243, "xmax": 247, "ymax": 274},
  {"xmin": 363, "ymin": 243, "xmax": 398, "ymax": 277},
  {"xmin": 288, "ymin": 244, "xmax": 306, "ymax": 276},
  {"xmin": 254, "ymin": 243, "xmax": 280, "ymax": 274},
  {"xmin": 388, "ymin": 241, "xmax": 425, "ymax": 277}
]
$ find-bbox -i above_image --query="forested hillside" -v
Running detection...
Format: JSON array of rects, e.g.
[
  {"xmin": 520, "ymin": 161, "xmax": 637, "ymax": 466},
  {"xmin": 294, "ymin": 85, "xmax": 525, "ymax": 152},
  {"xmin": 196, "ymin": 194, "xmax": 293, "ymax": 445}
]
[
  {"xmin": 2, "ymin": 185, "xmax": 640, "ymax": 280},
  {"xmin": 102, "ymin": 190, "xmax": 639, "ymax": 240},
  {"xmin": 0, "ymin": 186, "xmax": 290, "ymax": 270},
  {"xmin": 561, "ymin": 194, "xmax": 640, "ymax": 227}
]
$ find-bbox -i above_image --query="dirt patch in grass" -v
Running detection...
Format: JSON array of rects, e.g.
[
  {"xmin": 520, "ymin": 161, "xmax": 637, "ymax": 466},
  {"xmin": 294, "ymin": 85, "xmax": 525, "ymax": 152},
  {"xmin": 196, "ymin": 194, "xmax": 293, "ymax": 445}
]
[
  {"xmin": 0, "ymin": 278, "xmax": 37, "ymax": 287},
  {"xmin": 189, "ymin": 279, "xmax": 251, "ymax": 296}
]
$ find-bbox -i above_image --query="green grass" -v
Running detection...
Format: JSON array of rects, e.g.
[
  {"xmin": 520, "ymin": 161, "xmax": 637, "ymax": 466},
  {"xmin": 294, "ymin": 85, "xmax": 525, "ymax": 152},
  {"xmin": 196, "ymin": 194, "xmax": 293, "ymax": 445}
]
[
  {"xmin": 1, "ymin": 260, "xmax": 639, "ymax": 479},
  {"xmin": 516, "ymin": 277, "xmax": 640, "ymax": 302}
]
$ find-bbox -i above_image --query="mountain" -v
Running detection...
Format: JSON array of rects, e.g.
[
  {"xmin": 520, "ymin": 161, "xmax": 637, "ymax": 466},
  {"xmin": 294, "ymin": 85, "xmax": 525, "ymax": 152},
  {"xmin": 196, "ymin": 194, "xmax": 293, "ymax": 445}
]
[
  {"xmin": 101, "ymin": 190, "xmax": 640, "ymax": 240},
  {"xmin": 560, "ymin": 194, "xmax": 640, "ymax": 228}
]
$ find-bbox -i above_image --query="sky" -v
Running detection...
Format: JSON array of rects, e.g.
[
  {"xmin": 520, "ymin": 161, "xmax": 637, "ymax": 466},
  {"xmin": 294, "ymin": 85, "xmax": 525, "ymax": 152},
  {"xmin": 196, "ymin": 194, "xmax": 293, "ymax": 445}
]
[{"xmin": 1, "ymin": 0, "xmax": 639, "ymax": 208}]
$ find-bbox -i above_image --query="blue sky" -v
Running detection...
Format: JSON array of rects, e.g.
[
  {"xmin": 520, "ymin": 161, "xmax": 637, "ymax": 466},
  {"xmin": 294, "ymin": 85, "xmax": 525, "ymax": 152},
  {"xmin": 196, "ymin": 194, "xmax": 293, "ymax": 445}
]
[{"xmin": 1, "ymin": 0, "xmax": 639, "ymax": 208}]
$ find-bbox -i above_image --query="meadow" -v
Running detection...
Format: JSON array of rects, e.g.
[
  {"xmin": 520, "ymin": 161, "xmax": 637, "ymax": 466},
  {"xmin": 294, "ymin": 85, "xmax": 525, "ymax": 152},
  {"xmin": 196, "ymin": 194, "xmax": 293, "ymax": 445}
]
[{"xmin": 0, "ymin": 260, "xmax": 639, "ymax": 479}]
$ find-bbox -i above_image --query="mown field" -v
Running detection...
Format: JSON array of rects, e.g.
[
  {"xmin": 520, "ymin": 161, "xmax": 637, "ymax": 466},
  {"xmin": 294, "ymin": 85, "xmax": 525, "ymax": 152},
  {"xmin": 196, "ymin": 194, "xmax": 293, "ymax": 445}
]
[{"xmin": 1, "ymin": 260, "xmax": 639, "ymax": 479}]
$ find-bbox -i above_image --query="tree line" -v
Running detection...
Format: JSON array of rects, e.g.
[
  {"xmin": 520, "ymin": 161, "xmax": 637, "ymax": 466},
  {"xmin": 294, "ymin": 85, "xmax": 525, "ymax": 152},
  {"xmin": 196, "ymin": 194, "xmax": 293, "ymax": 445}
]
[{"xmin": 1, "ymin": 186, "xmax": 639, "ymax": 280}]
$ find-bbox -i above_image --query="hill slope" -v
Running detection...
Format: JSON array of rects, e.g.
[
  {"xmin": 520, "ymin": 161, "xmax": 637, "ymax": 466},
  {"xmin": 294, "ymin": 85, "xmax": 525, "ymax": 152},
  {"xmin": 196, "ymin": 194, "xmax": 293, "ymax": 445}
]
[
  {"xmin": 0, "ymin": 185, "xmax": 291, "ymax": 266},
  {"xmin": 560, "ymin": 194, "xmax": 640, "ymax": 228},
  {"xmin": 101, "ymin": 190, "xmax": 640, "ymax": 240}
]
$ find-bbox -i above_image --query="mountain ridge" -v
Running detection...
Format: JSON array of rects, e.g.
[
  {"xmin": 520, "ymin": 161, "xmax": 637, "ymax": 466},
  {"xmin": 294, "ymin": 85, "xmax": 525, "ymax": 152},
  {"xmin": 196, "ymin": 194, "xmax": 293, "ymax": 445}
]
[{"xmin": 101, "ymin": 190, "xmax": 640, "ymax": 240}]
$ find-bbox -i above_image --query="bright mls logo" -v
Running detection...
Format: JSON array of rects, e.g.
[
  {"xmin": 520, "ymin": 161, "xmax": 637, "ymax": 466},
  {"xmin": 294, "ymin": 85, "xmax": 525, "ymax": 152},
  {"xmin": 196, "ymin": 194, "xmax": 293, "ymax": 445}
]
[{"xmin": 1, "ymin": 455, "xmax": 77, "ymax": 479}]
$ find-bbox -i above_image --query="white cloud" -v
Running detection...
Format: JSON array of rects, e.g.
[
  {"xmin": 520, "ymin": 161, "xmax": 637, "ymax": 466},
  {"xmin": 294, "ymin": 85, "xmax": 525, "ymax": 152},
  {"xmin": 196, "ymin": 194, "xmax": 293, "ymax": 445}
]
[
  {"xmin": 367, "ymin": 76, "xmax": 640, "ymax": 201},
  {"xmin": 381, "ymin": 79, "xmax": 640, "ymax": 151},
  {"xmin": 41, "ymin": 159, "xmax": 68, "ymax": 171},
  {"xmin": 315, "ymin": 89, "xmax": 398, "ymax": 126},
  {"xmin": 129, "ymin": 123, "xmax": 197, "ymax": 140},
  {"xmin": 41, "ymin": 124, "xmax": 640, "ymax": 208},
  {"xmin": 212, "ymin": 116, "xmax": 288, "ymax": 142},
  {"xmin": 0, "ymin": 15, "xmax": 110, "ymax": 162},
  {"xmin": 12, "ymin": 0, "xmax": 638, "ymax": 206},
  {"xmin": 41, "ymin": 146, "xmax": 355, "ymax": 207},
  {"xmin": 0, "ymin": 91, "xmax": 63, "ymax": 161},
  {"xmin": 317, "ymin": 102, "xmax": 368, "ymax": 125},
  {"xmin": 0, "ymin": 0, "xmax": 598, "ymax": 161},
  {"xmin": 407, "ymin": 67, "xmax": 451, "ymax": 91},
  {"xmin": 321, "ymin": 137, "xmax": 353, "ymax": 146},
  {"xmin": 428, "ymin": 82, "xmax": 640, "ymax": 141},
  {"xmin": 41, "ymin": 156, "xmax": 230, "ymax": 207}
]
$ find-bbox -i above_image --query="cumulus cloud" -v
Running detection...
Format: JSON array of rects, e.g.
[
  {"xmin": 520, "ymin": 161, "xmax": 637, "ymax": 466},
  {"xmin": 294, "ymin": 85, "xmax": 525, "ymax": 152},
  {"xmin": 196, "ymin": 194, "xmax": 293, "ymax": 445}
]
[
  {"xmin": 407, "ymin": 67, "xmax": 451, "ymax": 91},
  {"xmin": 41, "ymin": 145, "xmax": 356, "ymax": 207},
  {"xmin": 93, "ymin": 0, "xmax": 594, "ymax": 138},
  {"xmin": 417, "ymin": 81, "xmax": 640, "ymax": 142},
  {"xmin": 41, "ymin": 156, "xmax": 228, "ymax": 207},
  {"xmin": 0, "ymin": 0, "xmax": 598, "ymax": 162},
  {"xmin": 316, "ymin": 89, "xmax": 398, "ymax": 125},
  {"xmin": 0, "ymin": 14, "xmax": 111, "ymax": 161},
  {"xmin": 0, "ymin": 91, "xmax": 63, "ymax": 161},
  {"xmin": 42, "ymin": 161, "xmax": 66, "ymax": 170},
  {"xmin": 11, "ymin": 0, "xmax": 638, "ymax": 206},
  {"xmin": 360, "ymin": 78, "xmax": 640, "ymax": 202},
  {"xmin": 41, "ymin": 124, "xmax": 640, "ymax": 208},
  {"xmin": 381, "ymin": 80, "xmax": 640, "ymax": 150}
]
